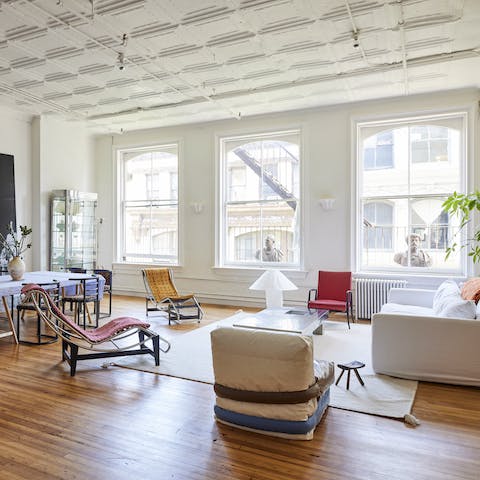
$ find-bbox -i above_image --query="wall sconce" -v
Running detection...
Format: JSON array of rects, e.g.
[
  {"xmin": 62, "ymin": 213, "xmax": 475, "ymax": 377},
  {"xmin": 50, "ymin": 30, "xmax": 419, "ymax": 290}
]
[
  {"xmin": 318, "ymin": 198, "xmax": 335, "ymax": 210},
  {"xmin": 191, "ymin": 202, "xmax": 204, "ymax": 214}
]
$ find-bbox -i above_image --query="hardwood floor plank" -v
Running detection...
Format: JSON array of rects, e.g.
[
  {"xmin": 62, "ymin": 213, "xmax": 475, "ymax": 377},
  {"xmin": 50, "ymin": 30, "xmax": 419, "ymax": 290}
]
[{"xmin": 0, "ymin": 295, "xmax": 478, "ymax": 479}]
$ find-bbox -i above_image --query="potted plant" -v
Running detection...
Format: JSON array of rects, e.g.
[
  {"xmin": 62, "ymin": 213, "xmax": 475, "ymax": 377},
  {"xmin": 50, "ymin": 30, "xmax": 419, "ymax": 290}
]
[
  {"xmin": 442, "ymin": 191, "xmax": 480, "ymax": 263},
  {"xmin": 0, "ymin": 223, "xmax": 32, "ymax": 280}
]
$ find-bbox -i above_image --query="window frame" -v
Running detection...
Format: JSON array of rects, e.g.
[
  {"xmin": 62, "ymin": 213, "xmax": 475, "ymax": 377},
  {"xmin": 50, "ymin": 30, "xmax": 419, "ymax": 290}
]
[
  {"xmin": 116, "ymin": 142, "xmax": 181, "ymax": 266},
  {"xmin": 216, "ymin": 128, "xmax": 304, "ymax": 269},
  {"xmin": 353, "ymin": 111, "xmax": 469, "ymax": 276}
]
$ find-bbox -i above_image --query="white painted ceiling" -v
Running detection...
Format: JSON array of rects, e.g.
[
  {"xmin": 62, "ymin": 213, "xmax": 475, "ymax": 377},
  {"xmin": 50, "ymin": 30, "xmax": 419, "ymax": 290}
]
[{"xmin": 0, "ymin": 0, "xmax": 479, "ymax": 132}]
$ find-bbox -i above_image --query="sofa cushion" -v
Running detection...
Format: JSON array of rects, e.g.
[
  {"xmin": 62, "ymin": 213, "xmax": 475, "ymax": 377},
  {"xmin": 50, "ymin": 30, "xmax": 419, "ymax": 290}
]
[
  {"xmin": 461, "ymin": 277, "xmax": 480, "ymax": 303},
  {"xmin": 381, "ymin": 303, "xmax": 434, "ymax": 316},
  {"xmin": 433, "ymin": 280, "xmax": 461, "ymax": 315}
]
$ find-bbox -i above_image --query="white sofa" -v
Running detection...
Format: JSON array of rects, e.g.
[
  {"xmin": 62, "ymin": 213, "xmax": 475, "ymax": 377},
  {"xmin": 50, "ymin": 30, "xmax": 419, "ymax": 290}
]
[{"xmin": 372, "ymin": 285, "xmax": 480, "ymax": 386}]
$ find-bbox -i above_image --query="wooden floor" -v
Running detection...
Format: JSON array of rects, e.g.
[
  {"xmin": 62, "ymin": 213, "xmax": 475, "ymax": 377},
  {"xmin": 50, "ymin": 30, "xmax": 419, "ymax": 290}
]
[{"xmin": 0, "ymin": 295, "xmax": 479, "ymax": 480}]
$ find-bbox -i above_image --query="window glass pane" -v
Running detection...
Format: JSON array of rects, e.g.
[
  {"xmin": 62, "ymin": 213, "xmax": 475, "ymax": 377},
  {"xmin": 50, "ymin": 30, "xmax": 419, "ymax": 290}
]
[
  {"xmin": 224, "ymin": 200, "xmax": 299, "ymax": 265},
  {"xmin": 226, "ymin": 139, "xmax": 299, "ymax": 203},
  {"xmin": 363, "ymin": 201, "xmax": 393, "ymax": 249},
  {"xmin": 410, "ymin": 127, "xmax": 461, "ymax": 195},
  {"xmin": 362, "ymin": 127, "xmax": 408, "ymax": 197}
]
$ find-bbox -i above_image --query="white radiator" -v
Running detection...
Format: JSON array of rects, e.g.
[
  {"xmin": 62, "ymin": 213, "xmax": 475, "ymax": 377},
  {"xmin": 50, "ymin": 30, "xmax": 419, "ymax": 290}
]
[{"xmin": 354, "ymin": 278, "xmax": 407, "ymax": 320}]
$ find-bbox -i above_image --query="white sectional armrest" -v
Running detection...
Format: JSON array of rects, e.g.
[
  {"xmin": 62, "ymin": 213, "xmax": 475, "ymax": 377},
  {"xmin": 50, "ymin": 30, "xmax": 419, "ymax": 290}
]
[{"xmin": 387, "ymin": 288, "xmax": 436, "ymax": 308}]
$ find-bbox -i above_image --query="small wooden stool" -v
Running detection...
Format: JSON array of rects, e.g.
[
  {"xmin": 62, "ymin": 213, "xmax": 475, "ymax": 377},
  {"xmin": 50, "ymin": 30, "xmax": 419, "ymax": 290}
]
[{"xmin": 335, "ymin": 361, "xmax": 365, "ymax": 390}]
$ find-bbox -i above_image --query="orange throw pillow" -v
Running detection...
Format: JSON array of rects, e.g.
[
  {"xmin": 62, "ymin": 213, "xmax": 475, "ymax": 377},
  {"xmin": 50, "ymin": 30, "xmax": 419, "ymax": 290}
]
[{"xmin": 461, "ymin": 278, "xmax": 480, "ymax": 303}]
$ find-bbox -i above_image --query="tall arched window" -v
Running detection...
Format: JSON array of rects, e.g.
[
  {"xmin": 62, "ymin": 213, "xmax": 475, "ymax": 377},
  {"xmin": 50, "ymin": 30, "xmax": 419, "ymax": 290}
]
[{"xmin": 357, "ymin": 113, "xmax": 466, "ymax": 273}]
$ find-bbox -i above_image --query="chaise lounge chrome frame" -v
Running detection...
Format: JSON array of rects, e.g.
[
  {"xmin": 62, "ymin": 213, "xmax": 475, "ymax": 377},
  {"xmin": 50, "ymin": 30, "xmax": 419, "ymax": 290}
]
[{"xmin": 22, "ymin": 283, "xmax": 171, "ymax": 376}]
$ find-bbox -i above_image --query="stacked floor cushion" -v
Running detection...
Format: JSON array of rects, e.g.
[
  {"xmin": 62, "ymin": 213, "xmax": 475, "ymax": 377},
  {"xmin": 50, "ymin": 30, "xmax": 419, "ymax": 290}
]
[{"xmin": 210, "ymin": 326, "xmax": 334, "ymax": 440}]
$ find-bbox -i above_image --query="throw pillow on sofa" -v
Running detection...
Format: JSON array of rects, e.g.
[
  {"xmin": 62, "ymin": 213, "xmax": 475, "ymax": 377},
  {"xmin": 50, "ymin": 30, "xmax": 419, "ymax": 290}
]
[
  {"xmin": 433, "ymin": 280, "xmax": 461, "ymax": 315},
  {"xmin": 461, "ymin": 277, "xmax": 480, "ymax": 303},
  {"xmin": 438, "ymin": 298, "xmax": 477, "ymax": 319}
]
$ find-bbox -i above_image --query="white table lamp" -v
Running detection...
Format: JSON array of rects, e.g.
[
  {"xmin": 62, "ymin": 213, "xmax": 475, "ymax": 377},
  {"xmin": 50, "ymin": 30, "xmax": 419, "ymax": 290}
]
[{"xmin": 249, "ymin": 269, "xmax": 297, "ymax": 309}]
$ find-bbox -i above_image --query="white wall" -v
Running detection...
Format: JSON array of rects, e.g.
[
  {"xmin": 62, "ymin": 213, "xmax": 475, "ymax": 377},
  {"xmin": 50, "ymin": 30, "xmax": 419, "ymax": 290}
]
[
  {"xmin": 32, "ymin": 115, "xmax": 96, "ymax": 269},
  {"xmin": 0, "ymin": 107, "xmax": 33, "ymax": 269},
  {"xmin": 94, "ymin": 89, "xmax": 480, "ymax": 307}
]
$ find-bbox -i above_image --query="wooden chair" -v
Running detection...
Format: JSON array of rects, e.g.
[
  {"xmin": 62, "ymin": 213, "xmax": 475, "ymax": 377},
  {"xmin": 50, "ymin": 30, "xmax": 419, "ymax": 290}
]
[
  {"xmin": 142, "ymin": 268, "xmax": 203, "ymax": 324},
  {"xmin": 307, "ymin": 271, "xmax": 353, "ymax": 328},
  {"xmin": 21, "ymin": 283, "xmax": 170, "ymax": 376}
]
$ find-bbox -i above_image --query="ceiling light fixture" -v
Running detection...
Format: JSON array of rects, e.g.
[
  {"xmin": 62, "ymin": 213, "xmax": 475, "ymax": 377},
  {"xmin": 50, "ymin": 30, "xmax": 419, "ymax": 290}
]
[
  {"xmin": 116, "ymin": 33, "xmax": 128, "ymax": 70},
  {"xmin": 117, "ymin": 52, "xmax": 125, "ymax": 70},
  {"xmin": 353, "ymin": 32, "xmax": 360, "ymax": 48}
]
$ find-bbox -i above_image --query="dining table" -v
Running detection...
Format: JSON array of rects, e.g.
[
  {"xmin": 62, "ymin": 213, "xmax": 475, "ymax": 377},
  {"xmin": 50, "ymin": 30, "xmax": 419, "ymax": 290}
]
[{"xmin": 0, "ymin": 270, "xmax": 105, "ymax": 344}]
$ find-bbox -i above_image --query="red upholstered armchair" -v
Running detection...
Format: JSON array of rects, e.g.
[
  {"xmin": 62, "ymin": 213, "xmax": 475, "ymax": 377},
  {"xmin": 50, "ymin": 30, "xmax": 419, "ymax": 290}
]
[{"xmin": 307, "ymin": 271, "xmax": 353, "ymax": 329}]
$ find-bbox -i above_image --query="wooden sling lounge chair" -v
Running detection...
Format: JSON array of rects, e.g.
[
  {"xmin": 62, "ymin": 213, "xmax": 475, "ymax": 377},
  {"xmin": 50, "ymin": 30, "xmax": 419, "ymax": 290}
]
[
  {"xmin": 21, "ymin": 284, "xmax": 171, "ymax": 376},
  {"xmin": 142, "ymin": 268, "xmax": 203, "ymax": 324}
]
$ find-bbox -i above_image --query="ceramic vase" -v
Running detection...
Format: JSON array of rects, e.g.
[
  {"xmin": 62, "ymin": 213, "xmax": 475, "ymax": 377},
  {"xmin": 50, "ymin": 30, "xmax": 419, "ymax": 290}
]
[{"xmin": 7, "ymin": 256, "xmax": 25, "ymax": 281}]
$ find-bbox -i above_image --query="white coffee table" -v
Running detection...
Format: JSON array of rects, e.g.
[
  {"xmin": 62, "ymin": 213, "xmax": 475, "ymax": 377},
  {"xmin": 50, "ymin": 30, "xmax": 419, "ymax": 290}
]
[{"xmin": 233, "ymin": 308, "xmax": 329, "ymax": 335}]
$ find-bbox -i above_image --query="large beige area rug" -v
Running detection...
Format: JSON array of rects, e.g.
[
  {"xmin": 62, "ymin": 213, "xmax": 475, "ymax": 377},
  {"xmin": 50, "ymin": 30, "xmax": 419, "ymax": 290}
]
[{"xmin": 115, "ymin": 311, "xmax": 418, "ymax": 422}]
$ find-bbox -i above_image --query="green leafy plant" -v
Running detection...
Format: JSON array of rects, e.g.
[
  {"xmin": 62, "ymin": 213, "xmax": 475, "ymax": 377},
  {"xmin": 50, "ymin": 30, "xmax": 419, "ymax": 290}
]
[
  {"xmin": 442, "ymin": 191, "xmax": 480, "ymax": 263},
  {"xmin": 0, "ymin": 223, "xmax": 32, "ymax": 259}
]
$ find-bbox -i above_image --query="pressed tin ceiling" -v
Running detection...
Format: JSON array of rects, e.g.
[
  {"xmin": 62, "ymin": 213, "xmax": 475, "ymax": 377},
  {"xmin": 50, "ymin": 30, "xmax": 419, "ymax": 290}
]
[{"xmin": 0, "ymin": 0, "xmax": 478, "ymax": 131}]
